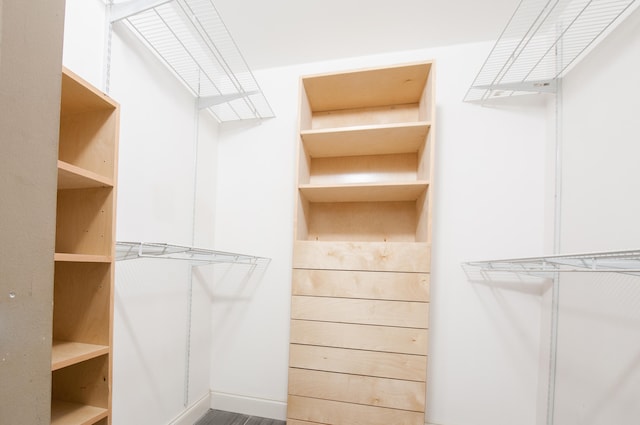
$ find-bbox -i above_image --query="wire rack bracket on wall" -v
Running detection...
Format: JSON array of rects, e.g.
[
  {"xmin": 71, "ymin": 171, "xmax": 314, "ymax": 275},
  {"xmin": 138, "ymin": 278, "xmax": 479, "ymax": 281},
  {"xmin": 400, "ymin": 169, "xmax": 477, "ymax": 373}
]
[
  {"xmin": 464, "ymin": 0, "xmax": 639, "ymax": 103},
  {"xmin": 109, "ymin": 0, "xmax": 275, "ymax": 122},
  {"xmin": 463, "ymin": 249, "xmax": 640, "ymax": 277},
  {"xmin": 116, "ymin": 241, "xmax": 268, "ymax": 265}
]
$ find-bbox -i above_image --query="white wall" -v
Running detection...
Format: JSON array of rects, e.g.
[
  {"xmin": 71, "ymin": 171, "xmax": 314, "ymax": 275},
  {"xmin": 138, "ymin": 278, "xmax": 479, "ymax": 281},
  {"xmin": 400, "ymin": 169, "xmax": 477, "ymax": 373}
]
[
  {"xmin": 211, "ymin": 44, "xmax": 550, "ymax": 424},
  {"xmin": 550, "ymin": 7, "xmax": 640, "ymax": 425},
  {"xmin": 63, "ymin": 1, "xmax": 219, "ymax": 424}
]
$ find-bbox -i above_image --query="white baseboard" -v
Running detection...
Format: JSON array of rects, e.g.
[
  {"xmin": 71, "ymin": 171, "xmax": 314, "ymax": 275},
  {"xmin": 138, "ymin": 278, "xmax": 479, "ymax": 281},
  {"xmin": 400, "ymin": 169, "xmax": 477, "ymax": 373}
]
[
  {"xmin": 168, "ymin": 392, "xmax": 211, "ymax": 425},
  {"xmin": 210, "ymin": 391, "xmax": 287, "ymax": 421}
]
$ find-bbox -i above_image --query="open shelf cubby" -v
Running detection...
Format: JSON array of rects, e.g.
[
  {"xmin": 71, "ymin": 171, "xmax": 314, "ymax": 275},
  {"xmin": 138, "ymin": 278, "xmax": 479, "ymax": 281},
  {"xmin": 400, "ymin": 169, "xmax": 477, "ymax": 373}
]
[{"xmin": 296, "ymin": 62, "xmax": 434, "ymax": 243}]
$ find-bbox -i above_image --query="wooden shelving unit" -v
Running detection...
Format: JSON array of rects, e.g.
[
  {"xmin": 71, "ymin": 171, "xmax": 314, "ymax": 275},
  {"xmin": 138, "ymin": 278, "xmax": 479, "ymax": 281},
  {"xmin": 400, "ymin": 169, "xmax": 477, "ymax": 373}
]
[
  {"xmin": 287, "ymin": 62, "xmax": 435, "ymax": 425},
  {"xmin": 51, "ymin": 68, "xmax": 119, "ymax": 425}
]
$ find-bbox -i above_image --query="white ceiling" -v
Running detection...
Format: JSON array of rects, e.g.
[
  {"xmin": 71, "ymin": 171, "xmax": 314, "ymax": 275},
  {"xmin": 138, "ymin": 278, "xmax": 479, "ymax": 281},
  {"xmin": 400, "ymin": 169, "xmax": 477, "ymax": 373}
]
[{"xmin": 212, "ymin": 0, "xmax": 521, "ymax": 70}]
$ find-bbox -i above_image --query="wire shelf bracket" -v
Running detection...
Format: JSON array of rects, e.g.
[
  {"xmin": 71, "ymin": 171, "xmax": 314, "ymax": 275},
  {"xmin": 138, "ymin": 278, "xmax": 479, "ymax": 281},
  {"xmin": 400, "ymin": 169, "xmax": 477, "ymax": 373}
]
[
  {"xmin": 464, "ymin": 0, "xmax": 639, "ymax": 103},
  {"xmin": 115, "ymin": 241, "xmax": 268, "ymax": 265},
  {"xmin": 463, "ymin": 249, "xmax": 640, "ymax": 277},
  {"xmin": 109, "ymin": 0, "xmax": 275, "ymax": 122}
]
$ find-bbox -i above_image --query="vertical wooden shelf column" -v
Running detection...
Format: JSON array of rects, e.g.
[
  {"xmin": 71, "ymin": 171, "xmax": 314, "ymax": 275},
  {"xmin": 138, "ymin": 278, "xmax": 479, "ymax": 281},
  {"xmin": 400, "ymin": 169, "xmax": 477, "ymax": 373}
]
[
  {"xmin": 287, "ymin": 62, "xmax": 436, "ymax": 425},
  {"xmin": 51, "ymin": 68, "xmax": 119, "ymax": 425}
]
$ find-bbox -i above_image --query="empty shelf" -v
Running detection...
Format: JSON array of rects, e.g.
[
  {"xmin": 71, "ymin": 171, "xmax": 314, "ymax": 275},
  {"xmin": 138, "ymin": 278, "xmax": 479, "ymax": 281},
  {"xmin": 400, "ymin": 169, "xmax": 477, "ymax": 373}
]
[
  {"xmin": 299, "ymin": 181, "xmax": 429, "ymax": 203},
  {"xmin": 301, "ymin": 122, "xmax": 431, "ymax": 158},
  {"xmin": 52, "ymin": 341, "xmax": 110, "ymax": 371},
  {"xmin": 58, "ymin": 161, "xmax": 114, "ymax": 190},
  {"xmin": 54, "ymin": 253, "xmax": 113, "ymax": 263},
  {"xmin": 110, "ymin": 0, "xmax": 274, "ymax": 122},
  {"xmin": 465, "ymin": 0, "xmax": 639, "ymax": 102},
  {"xmin": 51, "ymin": 400, "xmax": 108, "ymax": 425},
  {"xmin": 463, "ymin": 249, "xmax": 640, "ymax": 276},
  {"xmin": 116, "ymin": 241, "xmax": 267, "ymax": 264}
]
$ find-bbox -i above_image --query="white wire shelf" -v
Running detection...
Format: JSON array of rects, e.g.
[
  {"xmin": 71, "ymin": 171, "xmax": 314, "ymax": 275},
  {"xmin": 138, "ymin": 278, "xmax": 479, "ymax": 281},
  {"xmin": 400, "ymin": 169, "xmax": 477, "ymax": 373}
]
[
  {"xmin": 464, "ymin": 0, "xmax": 639, "ymax": 103},
  {"xmin": 109, "ymin": 0, "xmax": 274, "ymax": 122},
  {"xmin": 116, "ymin": 241, "xmax": 267, "ymax": 264},
  {"xmin": 463, "ymin": 249, "xmax": 640, "ymax": 277}
]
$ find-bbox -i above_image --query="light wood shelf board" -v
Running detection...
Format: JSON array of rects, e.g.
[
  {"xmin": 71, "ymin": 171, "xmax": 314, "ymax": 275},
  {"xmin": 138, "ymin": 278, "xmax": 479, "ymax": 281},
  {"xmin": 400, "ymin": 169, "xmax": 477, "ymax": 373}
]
[
  {"xmin": 299, "ymin": 181, "xmax": 428, "ymax": 203},
  {"xmin": 54, "ymin": 253, "xmax": 112, "ymax": 263},
  {"xmin": 287, "ymin": 395, "xmax": 425, "ymax": 425},
  {"xmin": 303, "ymin": 62, "xmax": 432, "ymax": 112},
  {"xmin": 288, "ymin": 368, "xmax": 426, "ymax": 412},
  {"xmin": 293, "ymin": 241, "xmax": 431, "ymax": 272},
  {"xmin": 51, "ymin": 341, "xmax": 109, "ymax": 371},
  {"xmin": 291, "ymin": 296, "xmax": 429, "ymax": 328},
  {"xmin": 292, "ymin": 269, "xmax": 429, "ymax": 302},
  {"xmin": 290, "ymin": 320, "xmax": 428, "ymax": 355},
  {"xmin": 58, "ymin": 161, "xmax": 113, "ymax": 189},
  {"xmin": 61, "ymin": 68, "xmax": 118, "ymax": 114},
  {"xmin": 51, "ymin": 399, "xmax": 108, "ymax": 425},
  {"xmin": 301, "ymin": 122, "xmax": 430, "ymax": 158},
  {"xmin": 289, "ymin": 344, "xmax": 427, "ymax": 382}
]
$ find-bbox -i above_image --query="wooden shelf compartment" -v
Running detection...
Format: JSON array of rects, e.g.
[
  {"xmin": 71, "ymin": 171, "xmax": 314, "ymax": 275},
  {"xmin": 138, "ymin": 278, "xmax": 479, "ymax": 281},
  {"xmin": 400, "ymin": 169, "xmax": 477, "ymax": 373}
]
[
  {"xmin": 51, "ymin": 400, "xmax": 108, "ymax": 425},
  {"xmin": 58, "ymin": 161, "xmax": 114, "ymax": 190},
  {"xmin": 52, "ymin": 341, "xmax": 110, "ymax": 371},
  {"xmin": 296, "ymin": 188, "xmax": 430, "ymax": 243},
  {"xmin": 55, "ymin": 186, "xmax": 114, "ymax": 257},
  {"xmin": 53, "ymin": 262, "xmax": 112, "ymax": 349},
  {"xmin": 59, "ymin": 68, "xmax": 118, "ymax": 182},
  {"xmin": 52, "ymin": 355, "xmax": 110, "ymax": 424},
  {"xmin": 300, "ymin": 62, "xmax": 434, "ymax": 131},
  {"xmin": 298, "ymin": 123, "xmax": 433, "ymax": 190},
  {"xmin": 301, "ymin": 122, "xmax": 431, "ymax": 158}
]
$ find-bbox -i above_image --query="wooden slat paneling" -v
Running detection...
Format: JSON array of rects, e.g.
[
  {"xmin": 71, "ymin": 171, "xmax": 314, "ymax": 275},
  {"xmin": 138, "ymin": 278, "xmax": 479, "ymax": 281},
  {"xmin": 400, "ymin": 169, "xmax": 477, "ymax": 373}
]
[
  {"xmin": 288, "ymin": 368, "xmax": 425, "ymax": 412},
  {"xmin": 292, "ymin": 269, "xmax": 429, "ymax": 301},
  {"xmin": 287, "ymin": 395, "xmax": 424, "ymax": 425},
  {"xmin": 289, "ymin": 344, "xmax": 427, "ymax": 382},
  {"xmin": 290, "ymin": 320, "xmax": 428, "ymax": 355},
  {"xmin": 293, "ymin": 241, "xmax": 430, "ymax": 272},
  {"xmin": 291, "ymin": 296, "xmax": 428, "ymax": 328}
]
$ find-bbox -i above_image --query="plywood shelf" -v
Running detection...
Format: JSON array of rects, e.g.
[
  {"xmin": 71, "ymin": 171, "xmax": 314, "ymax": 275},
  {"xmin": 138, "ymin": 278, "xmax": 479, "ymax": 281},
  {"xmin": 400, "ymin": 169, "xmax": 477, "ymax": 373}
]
[
  {"xmin": 301, "ymin": 122, "xmax": 431, "ymax": 158},
  {"xmin": 58, "ymin": 161, "xmax": 113, "ymax": 190},
  {"xmin": 51, "ymin": 400, "xmax": 108, "ymax": 425},
  {"xmin": 51, "ymin": 341, "xmax": 109, "ymax": 371},
  {"xmin": 303, "ymin": 63, "xmax": 431, "ymax": 112},
  {"xmin": 299, "ymin": 181, "xmax": 428, "ymax": 203},
  {"xmin": 54, "ymin": 253, "xmax": 112, "ymax": 263}
]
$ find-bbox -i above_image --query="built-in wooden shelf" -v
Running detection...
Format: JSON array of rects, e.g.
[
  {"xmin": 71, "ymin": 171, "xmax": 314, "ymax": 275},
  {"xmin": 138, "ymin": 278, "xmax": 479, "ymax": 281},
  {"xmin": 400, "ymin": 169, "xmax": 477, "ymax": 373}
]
[
  {"xmin": 301, "ymin": 122, "xmax": 431, "ymax": 158},
  {"xmin": 51, "ymin": 341, "xmax": 110, "ymax": 371},
  {"xmin": 299, "ymin": 181, "xmax": 429, "ymax": 203},
  {"xmin": 58, "ymin": 161, "xmax": 113, "ymax": 190},
  {"xmin": 289, "ymin": 62, "xmax": 435, "ymax": 424},
  {"xmin": 54, "ymin": 253, "xmax": 112, "ymax": 263},
  {"xmin": 51, "ymin": 400, "xmax": 108, "ymax": 425}
]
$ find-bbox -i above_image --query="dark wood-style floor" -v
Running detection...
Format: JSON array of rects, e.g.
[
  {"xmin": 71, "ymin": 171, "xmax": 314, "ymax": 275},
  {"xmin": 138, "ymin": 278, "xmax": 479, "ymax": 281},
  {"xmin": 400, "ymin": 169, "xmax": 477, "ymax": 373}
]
[{"xmin": 194, "ymin": 409, "xmax": 285, "ymax": 425}]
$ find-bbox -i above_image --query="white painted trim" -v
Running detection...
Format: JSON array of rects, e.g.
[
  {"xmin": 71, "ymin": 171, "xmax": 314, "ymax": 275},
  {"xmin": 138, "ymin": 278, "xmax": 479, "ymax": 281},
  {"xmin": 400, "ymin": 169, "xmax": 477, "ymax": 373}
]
[
  {"xmin": 168, "ymin": 392, "xmax": 211, "ymax": 425},
  {"xmin": 210, "ymin": 391, "xmax": 287, "ymax": 421}
]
